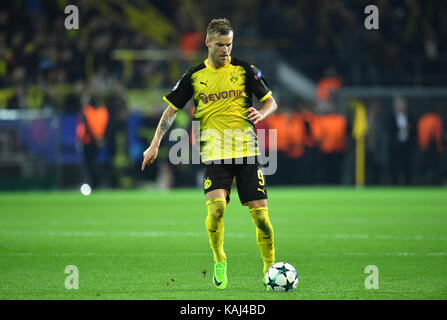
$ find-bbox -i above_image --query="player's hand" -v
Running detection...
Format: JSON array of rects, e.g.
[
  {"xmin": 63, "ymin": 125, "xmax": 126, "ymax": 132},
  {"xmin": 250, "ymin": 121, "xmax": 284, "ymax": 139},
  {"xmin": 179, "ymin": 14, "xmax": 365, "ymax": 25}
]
[
  {"xmin": 246, "ymin": 107, "xmax": 264, "ymax": 124},
  {"xmin": 141, "ymin": 144, "xmax": 158, "ymax": 170}
]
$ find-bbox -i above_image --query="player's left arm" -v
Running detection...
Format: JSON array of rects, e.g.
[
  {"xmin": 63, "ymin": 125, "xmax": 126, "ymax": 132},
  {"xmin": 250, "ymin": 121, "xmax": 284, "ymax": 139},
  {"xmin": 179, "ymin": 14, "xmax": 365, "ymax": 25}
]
[{"xmin": 247, "ymin": 96, "xmax": 277, "ymax": 124}]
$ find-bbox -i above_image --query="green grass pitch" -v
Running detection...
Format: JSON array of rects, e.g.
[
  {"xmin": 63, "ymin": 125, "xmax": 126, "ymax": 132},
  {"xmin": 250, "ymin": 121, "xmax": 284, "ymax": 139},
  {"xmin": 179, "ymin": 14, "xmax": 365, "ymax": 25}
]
[{"xmin": 0, "ymin": 187, "xmax": 446, "ymax": 300}]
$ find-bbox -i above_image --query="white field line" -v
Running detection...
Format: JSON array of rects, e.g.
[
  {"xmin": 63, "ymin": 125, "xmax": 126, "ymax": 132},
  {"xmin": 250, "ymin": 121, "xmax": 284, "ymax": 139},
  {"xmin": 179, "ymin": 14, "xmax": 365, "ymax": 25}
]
[
  {"xmin": 0, "ymin": 252, "xmax": 246, "ymax": 257},
  {"xmin": 0, "ymin": 251, "xmax": 446, "ymax": 257},
  {"xmin": 0, "ymin": 217, "xmax": 435, "ymax": 227},
  {"xmin": 0, "ymin": 230, "xmax": 214, "ymax": 238},
  {"xmin": 1, "ymin": 230, "xmax": 447, "ymax": 241}
]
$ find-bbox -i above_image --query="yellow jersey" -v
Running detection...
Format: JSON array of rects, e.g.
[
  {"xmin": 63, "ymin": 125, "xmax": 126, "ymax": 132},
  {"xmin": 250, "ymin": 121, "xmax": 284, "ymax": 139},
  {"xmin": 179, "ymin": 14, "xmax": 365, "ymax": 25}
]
[{"xmin": 163, "ymin": 56, "xmax": 272, "ymax": 162}]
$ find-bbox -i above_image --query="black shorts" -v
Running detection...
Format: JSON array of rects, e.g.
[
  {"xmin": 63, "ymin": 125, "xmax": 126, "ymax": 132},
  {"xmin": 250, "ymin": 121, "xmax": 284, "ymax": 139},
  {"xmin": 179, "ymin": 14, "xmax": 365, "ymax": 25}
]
[{"xmin": 202, "ymin": 157, "xmax": 268, "ymax": 205}]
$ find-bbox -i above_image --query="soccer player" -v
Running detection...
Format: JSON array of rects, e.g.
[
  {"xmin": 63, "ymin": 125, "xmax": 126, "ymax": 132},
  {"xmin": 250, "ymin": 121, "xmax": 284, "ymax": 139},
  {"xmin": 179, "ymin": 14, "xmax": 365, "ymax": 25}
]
[{"xmin": 141, "ymin": 18, "xmax": 278, "ymax": 290}]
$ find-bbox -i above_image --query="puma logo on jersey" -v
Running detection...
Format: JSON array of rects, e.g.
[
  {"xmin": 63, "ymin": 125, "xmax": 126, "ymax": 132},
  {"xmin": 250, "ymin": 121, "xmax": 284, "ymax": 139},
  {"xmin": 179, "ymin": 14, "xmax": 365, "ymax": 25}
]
[
  {"xmin": 257, "ymin": 187, "xmax": 266, "ymax": 194},
  {"xmin": 200, "ymin": 81, "xmax": 208, "ymax": 87}
]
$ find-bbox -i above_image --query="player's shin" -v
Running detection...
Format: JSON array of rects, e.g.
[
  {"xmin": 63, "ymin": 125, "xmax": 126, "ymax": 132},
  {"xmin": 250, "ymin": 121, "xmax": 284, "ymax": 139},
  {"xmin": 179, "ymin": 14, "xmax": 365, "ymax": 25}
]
[
  {"xmin": 249, "ymin": 207, "xmax": 275, "ymax": 274},
  {"xmin": 205, "ymin": 198, "xmax": 227, "ymax": 262}
]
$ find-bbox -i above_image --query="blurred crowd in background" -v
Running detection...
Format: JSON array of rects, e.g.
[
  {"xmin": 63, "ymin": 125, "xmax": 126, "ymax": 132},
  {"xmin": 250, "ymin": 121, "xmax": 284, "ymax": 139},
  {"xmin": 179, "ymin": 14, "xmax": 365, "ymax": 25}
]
[{"xmin": 0, "ymin": 0, "xmax": 446, "ymax": 190}]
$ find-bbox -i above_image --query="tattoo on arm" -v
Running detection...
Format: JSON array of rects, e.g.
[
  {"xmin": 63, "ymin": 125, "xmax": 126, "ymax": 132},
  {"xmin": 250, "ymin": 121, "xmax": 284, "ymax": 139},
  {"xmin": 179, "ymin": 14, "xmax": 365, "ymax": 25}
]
[
  {"xmin": 160, "ymin": 114, "xmax": 175, "ymax": 135},
  {"xmin": 159, "ymin": 112, "xmax": 176, "ymax": 135},
  {"xmin": 152, "ymin": 108, "xmax": 176, "ymax": 147}
]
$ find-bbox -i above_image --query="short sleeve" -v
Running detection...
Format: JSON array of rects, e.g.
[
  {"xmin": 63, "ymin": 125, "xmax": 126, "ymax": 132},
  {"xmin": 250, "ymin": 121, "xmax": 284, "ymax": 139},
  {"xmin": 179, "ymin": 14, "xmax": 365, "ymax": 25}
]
[
  {"xmin": 163, "ymin": 71, "xmax": 193, "ymax": 111},
  {"xmin": 246, "ymin": 65, "xmax": 272, "ymax": 103}
]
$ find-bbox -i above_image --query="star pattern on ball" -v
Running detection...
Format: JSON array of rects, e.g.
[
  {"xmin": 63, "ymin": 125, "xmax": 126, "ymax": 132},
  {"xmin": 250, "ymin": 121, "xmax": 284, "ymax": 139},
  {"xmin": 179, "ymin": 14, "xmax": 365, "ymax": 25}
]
[
  {"xmin": 277, "ymin": 265, "xmax": 288, "ymax": 275},
  {"xmin": 268, "ymin": 277, "xmax": 279, "ymax": 289},
  {"xmin": 266, "ymin": 262, "xmax": 298, "ymax": 292},
  {"xmin": 284, "ymin": 280, "xmax": 295, "ymax": 291}
]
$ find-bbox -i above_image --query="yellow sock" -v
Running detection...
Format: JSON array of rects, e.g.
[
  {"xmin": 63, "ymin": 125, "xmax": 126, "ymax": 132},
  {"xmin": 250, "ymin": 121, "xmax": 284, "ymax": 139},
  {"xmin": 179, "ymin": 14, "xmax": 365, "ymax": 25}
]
[
  {"xmin": 263, "ymin": 261, "xmax": 274, "ymax": 275},
  {"xmin": 205, "ymin": 198, "xmax": 227, "ymax": 262},
  {"xmin": 249, "ymin": 207, "xmax": 275, "ymax": 275}
]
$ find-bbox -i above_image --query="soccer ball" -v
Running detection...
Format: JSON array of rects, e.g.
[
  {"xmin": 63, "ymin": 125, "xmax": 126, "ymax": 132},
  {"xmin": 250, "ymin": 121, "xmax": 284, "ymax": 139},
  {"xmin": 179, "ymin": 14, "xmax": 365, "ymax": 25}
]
[{"xmin": 265, "ymin": 262, "xmax": 298, "ymax": 292}]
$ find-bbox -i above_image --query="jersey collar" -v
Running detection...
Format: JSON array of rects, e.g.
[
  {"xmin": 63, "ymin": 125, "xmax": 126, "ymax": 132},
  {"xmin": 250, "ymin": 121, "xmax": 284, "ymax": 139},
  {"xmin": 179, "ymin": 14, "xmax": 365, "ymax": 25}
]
[{"xmin": 204, "ymin": 56, "xmax": 232, "ymax": 71}]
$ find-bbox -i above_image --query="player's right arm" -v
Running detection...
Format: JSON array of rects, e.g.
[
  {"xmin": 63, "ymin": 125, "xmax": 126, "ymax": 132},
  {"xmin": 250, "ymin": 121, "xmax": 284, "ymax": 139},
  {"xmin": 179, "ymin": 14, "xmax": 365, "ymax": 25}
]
[
  {"xmin": 141, "ymin": 105, "xmax": 178, "ymax": 170},
  {"xmin": 141, "ymin": 68, "xmax": 193, "ymax": 170}
]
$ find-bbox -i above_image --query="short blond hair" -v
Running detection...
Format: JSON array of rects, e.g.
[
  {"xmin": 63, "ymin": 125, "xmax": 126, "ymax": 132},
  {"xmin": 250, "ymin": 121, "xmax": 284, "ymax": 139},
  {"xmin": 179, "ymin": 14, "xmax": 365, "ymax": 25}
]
[{"xmin": 206, "ymin": 18, "xmax": 233, "ymax": 40}]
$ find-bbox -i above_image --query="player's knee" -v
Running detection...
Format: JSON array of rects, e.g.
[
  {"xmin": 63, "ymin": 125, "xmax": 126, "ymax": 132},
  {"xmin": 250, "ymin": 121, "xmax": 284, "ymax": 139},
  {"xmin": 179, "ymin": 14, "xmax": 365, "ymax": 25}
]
[
  {"xmin": 252, "ymin": 212, "xmax": 270, "ymax": 232},
  {"xmin": 253, "ymin": 213, "xmax": 266, "ymax": 229},
  {"xmin": 250, "ymin": 207, "xmax": 273, "ymax": 233},
  {"xmin": 207, "ymin": 199, "xmax": 226, "ymax": 220}
]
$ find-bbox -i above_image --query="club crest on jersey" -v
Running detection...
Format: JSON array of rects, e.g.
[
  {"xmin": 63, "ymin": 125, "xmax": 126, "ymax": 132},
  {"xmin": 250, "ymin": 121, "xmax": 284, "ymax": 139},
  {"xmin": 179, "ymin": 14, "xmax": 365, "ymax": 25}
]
[
  {"xmin": 230, "ymin": 72, "xmax": 238, "ymax": 84},
  {"xmin": 204, "ymin": 178, "xmax": 212, "ymax": 189}
]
